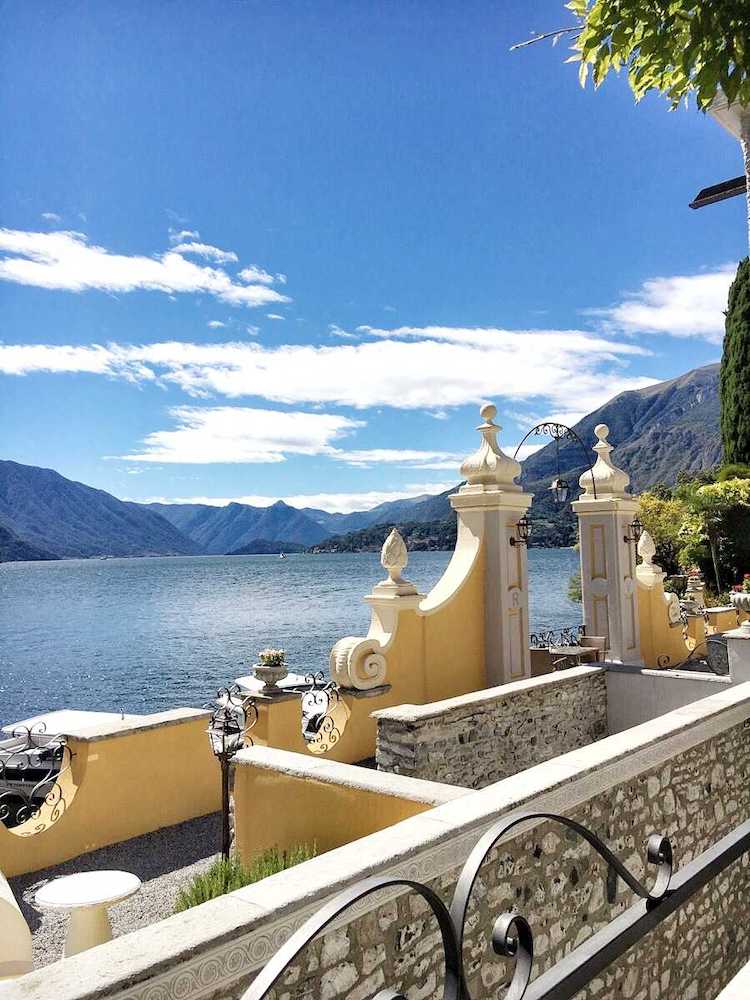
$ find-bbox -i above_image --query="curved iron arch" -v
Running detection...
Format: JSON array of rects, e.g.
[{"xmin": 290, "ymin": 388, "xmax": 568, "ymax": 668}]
[
  {"xmin": 513, "ymin": 422, "xmax": 597, "ymax": 500},
  {"xmin": 240, "ymin": 810, "xmax": 672, "ymax": 1000}
]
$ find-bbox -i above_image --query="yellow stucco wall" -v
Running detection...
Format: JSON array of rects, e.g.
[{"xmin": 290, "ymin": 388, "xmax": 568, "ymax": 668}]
[
  {"xmin": 0, "ymin": 715, "xmax": 219, "ymax": 878},
  {"xmin": 250, "ymin": 548, "xmax": 487, "ymax": 764},
  {"xmin": 233, "ymin": 761, "xmax": 435, "ymax": 862},
  {"xmin": 637, "ymin": 580, "xmax": 691, "ymax": 669},
  {"xmin": 422, "ymin": 545, "xmax": 486, "ymax": 703}
]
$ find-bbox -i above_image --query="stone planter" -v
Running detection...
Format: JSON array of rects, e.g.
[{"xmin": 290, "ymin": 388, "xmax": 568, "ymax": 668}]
[
  {"xmin": 253, "ymin": 662, "xmax": 288, "ymax": 690},
  {"xmin": 730, "ymin": 592, "xmax": 750, "ymax": 616},
  {"xmin": 730, "ymin": 592, "xmax": 750, "ymax": 630}
]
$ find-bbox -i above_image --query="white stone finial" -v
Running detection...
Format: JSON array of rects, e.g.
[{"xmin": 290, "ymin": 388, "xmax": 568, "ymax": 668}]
[
  {"xmin": 381, "ymin": 528, "xmax": 408, "ymax": 584},
  {"xmin": 459, "ymin": 402, "xmax": 521, "ymax": 490},
  {"xmin": 579, "ymin": 423, "xmax": 630, "ymax": 498},
  {"xmin": 373, "ymin": 528, "xmax": 417, "ymax": 597},
  {"xmin": 637, "ymin": 529, "xmax": 657, "ymax": 568}
]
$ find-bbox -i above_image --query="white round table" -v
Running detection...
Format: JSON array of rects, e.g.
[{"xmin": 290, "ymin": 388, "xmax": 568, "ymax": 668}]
[{"xmin": 35, "ymin": 870, "xmax": 141, "ymax": 957}]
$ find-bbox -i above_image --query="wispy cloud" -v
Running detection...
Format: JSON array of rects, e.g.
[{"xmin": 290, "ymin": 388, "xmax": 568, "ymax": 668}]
[
  {"xmin": 170, "ymin": 242, "xmax": 238, "ymax": 264},
  {"xmin": 133, "ymin": 484, "xmax": 455, "ymax": 514},
  {"xmin": 207, "ymin": 320, "xmax": 226, "ymax": 329},
  {"xmin": 591, "ymin": 264, "xmax": 735, "ymax": 342},
  {"xmin": 169, "ymin": 228, "xmax": 200, "ymax": 243},
  {"xmin": 120, "ymin": 406, "xmax": 363, "ymax": 464},
  {"xmin": 117, "ymin": 405, "xmax": 464, "ymax": 469},
  {"xmin": 0, "ymin": 229, "xmax": 290, "ymax": 308},
  {"xmin": 266, "ymin": 313, "xmax": 285, "ymax": 320},
  {"xmin": 0, "ymin": 330, "xmax": 655, "ymax": 414},
  {"xmin": 41, "ymin": 212, "xmax": 62, "ymax": 223}
]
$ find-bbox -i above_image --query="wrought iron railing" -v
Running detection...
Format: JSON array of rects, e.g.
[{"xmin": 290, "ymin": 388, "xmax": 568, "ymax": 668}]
[
  {"xmin": 529, "ymin": 625, "xmax": 585, "ymax": 649},
  {"xmin": 242, "ymin": 810, "xmax": 750, "ymax": 1000},
  {"xmin": 0, "ymin": 722, "xmax": 72, "ymax": 829}
]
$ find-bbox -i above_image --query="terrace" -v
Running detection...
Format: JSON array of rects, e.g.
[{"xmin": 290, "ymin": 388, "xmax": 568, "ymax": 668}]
[{"xmin": 3, "ymin": 407, "xmax": 750, "ymax": 1000}]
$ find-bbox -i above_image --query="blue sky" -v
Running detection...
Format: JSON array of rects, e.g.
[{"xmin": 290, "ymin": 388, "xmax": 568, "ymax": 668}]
[{"xmin": 0, "ymin": 0, "xmax": 745, "ymax": 512}]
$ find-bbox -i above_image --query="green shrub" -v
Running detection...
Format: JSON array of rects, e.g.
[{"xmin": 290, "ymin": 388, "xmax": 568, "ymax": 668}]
[
  {"xmin": 567, "ymin": 571, "xmax": 582, "ymax": 603},
  {"xmin": 174, "ymin": 844, "xmax": 317, "ymax": 912},
  {"xmin": 717, "ymin": 463, "xmax": 750, "ymax": 483}
]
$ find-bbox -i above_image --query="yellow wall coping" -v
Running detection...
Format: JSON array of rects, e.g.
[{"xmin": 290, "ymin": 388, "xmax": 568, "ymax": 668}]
[
  {"xmin": 3, "ymin": 708, "xmax": 211, "ymax": 744},
  {"xmin": 233, "ymin": 745, "xmax": 467, "ymax": 806}
]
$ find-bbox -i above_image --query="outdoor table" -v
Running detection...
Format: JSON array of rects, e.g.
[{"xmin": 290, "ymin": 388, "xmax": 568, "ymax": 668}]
[
  {"xmin": 35, "ymin": 870, "xmax": 141, "ymax": 957},
  {"xmin": 549, "ymin": 644, "xmax": 599, "ymax": 669}
]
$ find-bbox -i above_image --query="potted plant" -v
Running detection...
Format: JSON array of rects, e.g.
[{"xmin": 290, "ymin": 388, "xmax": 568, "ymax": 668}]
[{"xmin": 253, "ymin": 648, "xmax": 288, "ymax": 690}]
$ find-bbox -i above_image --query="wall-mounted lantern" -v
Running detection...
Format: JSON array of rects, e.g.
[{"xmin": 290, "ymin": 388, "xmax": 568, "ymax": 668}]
[
  {"xmin": 548, "ymin": 477, "xmax": 570, "ymax": 505},
  {"xmin": 510, "ymin": 514, "xmax": 532, "ymax": 547},
  {"xmin": 623, "ymin": 516, "xmax": 644, "ymax": 547},
  {"xmin": 206, "ymin": 685, "xmax": 257, "ymax": 858}
]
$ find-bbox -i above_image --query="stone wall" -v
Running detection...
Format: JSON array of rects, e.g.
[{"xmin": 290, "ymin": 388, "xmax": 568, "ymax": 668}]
[
  {"xmin": 9, "ymin": 686, "xmax": 750, "ymax": 1000},
  {"xmin": 264, "ymin": 705, "xmax": 750, "ymax": 1000},
  {"xmin": 374, "ymin": 665, "xmax": 608, "ymax": 787}
]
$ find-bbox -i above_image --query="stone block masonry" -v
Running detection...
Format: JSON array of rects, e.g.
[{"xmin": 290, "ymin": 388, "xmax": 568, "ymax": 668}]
[
  {"xmin": 374, "ymin": 665, "xmax": 608, "ymax": 788},
  {"xmin": 262, "ymin": 700, "xmax": 750, "ymax": 1000}
]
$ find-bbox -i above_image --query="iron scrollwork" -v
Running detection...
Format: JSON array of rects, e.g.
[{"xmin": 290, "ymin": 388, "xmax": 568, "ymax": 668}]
[
  {"xmin": 299, "ymin": 672, "xmax": 348, "ymax": 754},
  {"xmin": 529, "ymin": 625, "xmax": 585, "ymax": 649},
  {"xmin": 513, "ymin": 422, "xmax": 598, "ymax": 500},
  {"xmin": 241, "ymin": 810, "xmax": 673, "ymax": 1000},
  {"xmin": 0, "ymin": 722, "xmax": 72, "ymax": 830}
]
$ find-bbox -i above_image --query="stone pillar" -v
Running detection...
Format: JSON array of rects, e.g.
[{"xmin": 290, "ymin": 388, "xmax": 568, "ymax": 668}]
[
  {"xmin": 451, "ymin": 404, "xmax": 533, "ymax": 685},
  {"xmin": 572, "ymin": 424, "xmax": 642, "ymax": 665}
]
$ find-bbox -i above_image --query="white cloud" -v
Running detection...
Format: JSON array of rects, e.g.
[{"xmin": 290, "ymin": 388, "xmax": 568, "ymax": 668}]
[
  {"xmin": 117, "ymin": 405, "xmax": 464, "ymax": 470},
  {"xmin": 335, "ymin": 448, "xmax": 464, "ymax": 469},
  {"xmin": 513, "ymin": 443, "xmax": 544, "ymax": 461},
  {"xmin": 207, "ymin": 320, "xmax": 226, "ymax": 329},
  {"xmin": 246, "ymin": 325, "xmax": 260, "ymax": 337},
  {"xmin": 238, "ymin": 265, "xmax": 274, "ymax": 285},
  {"xmin": 593, "ymin": 264, "xmax": 735, "ymax": 342},
  {"xmin": 329, "ymin": 324, "xmax": 359, "ymax": 340},
  {"xmin": 0, "ymin": 229, "xmax": 290, "ymax": 308},
  {"xmin": 0, "ymin": 330, "xmax": 656, "ymax": 415},
  {"xmin": 266, "ymin": 313, "xmax": 285, "ymax": 320},
  {"xmin": 171, "ymin": 242, "xmax": 238, "ymax": 264},
  {"xmin": 121, "ymin": 406, "xmax": 363, "ymax": 464},
  {"xmin": 41, "ymin": 212, "xmax": 62, "ymax": 223},
  {"xmin": 132, "ymin": 483, "xmax": 455, "ymax": 513},
  {"xmin": 169, "ymin": 229, "xmax": 200, "ymax": 243}
]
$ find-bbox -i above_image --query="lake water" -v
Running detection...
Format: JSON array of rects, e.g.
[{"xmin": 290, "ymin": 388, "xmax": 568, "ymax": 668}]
[{"xmin": 0, "ymin": 548, "xmax": 580, "ymax": 726}]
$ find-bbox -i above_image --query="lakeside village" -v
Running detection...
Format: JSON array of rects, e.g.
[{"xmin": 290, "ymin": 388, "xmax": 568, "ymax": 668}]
[{"xmin": 8, "ymin": 46, "xmax": 750, "ymax": 1000}]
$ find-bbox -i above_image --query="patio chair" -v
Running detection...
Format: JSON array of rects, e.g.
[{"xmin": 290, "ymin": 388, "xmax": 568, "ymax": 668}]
[
  {"xmin": 0, "ymin": 868, "xmax": 32, "ymax": 979},
  {"xmin": 579, "ymin": 634, "xmax": 608, "ymax": 662}
]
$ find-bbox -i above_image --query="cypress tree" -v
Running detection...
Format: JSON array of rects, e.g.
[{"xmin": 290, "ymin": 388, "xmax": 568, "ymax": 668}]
[{"xmin": 721, "ymin": 258, "xmax": 750, "ymax": 464}]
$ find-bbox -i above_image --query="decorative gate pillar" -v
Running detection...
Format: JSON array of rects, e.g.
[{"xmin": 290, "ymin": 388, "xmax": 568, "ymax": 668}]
[
  {"xmin": 452, "ymin": 404, "xmax": 534, "ymax": 685},
  {"xmin": 572, "ymin": 424, "xmax": 642, "ymax": 664}
]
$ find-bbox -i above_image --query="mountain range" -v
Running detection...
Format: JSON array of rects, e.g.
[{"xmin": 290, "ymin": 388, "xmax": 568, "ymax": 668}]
[{"xmin": 0, "ymin": 363, "xmax": 722, "ymax": 562}]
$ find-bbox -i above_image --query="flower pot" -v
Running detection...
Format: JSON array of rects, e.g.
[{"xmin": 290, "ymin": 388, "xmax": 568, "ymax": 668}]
[{"xmin": 253, "ymin": 663, "xmax": 288, "ymax": 690}]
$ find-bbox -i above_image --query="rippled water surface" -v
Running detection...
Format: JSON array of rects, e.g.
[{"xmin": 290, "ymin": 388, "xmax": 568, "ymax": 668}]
[{"xmin": 1, "ymin": 548, "xmax": 580, "ymax": 725}]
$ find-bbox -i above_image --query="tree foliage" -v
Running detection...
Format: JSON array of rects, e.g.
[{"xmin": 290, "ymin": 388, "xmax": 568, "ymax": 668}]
[
  {"xmin": 721, "ymin": 259, "xmax": 750, "ymax": 465},
  {"xmin": 520, "ymin": 1, "xmax": 750, "ymax": 110},
  {"xmin": 638, "ymin": 471, "xmax": 750, "ymax": 589},
  {"xmin": 638, "ymin": 490, "xmax": 689, "ymax": 575}
]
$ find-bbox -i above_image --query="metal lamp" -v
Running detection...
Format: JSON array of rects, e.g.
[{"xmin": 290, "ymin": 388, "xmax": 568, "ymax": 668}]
[
  {"xmin": 206, "ymin": 685, "xmax": 256, "ymax": 858},
  {"xmin": 549, "ymin": 477, "xmax": 570, "ymax": 505},
  {"xmin": 623, "ymin": 516, "xmax": 644, "ymax": 546},
  {"xmin": 510, "ymin": 513, "xmax": 532, "ymax": 546}
]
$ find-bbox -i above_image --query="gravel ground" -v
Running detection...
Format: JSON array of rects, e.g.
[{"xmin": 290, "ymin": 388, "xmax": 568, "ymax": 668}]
[{"xmin": 10, "ymin": 812, "xmax": 221, "ymax": 969}]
